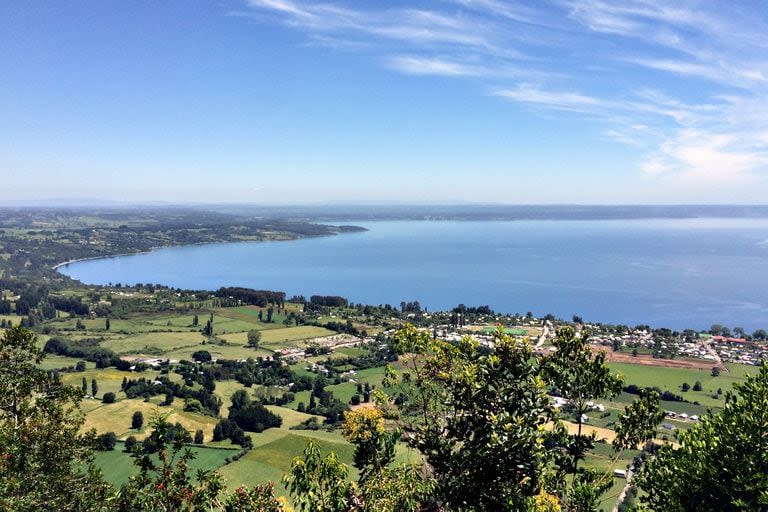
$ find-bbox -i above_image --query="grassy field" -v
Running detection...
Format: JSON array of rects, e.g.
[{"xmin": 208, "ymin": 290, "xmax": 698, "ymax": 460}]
[
  {"xmin": 37, "ymin": 354, "xmax": 92, "ymax": 370},
  {"xmin": 608, "ymin": 361, "xmax": 754, "ymax": 408},
  {"xmin": 217, "ymin": 428, "xmax": 356, "ymax": 498},
  {"xmin": 103, "ymin": 331, "xmax": 204, "ymax": 354},
  {"xmin": 62, "ymin": 368, "xmax": 143, "ymax": 396},
  {"xmin": 79, "ymin": 398, "xmax": 220, "ymax": 441},
  {"xmin": 94, "ymin": 442, "xmax": 238, "ymax": 487},
  {"xmin": 259, "ymin": 326, "xmax": 335, "ymax": 345},
  {"xmin": 162, "ymin": 343, "xmax": 270, "ymax": 362}
]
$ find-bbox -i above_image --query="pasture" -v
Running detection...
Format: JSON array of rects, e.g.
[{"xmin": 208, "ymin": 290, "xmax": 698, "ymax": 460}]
[
  {"xmin": 93, "ymin": 442, "xmax": 238, "ymax": 487},
  {"xmin": 608, "ymin": 361, "xmax": 754, "ymax": 408}
]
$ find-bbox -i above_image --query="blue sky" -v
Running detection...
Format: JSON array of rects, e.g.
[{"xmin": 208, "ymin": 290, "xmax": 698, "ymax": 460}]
[{"xmin": 2, "ymin": 1, "xmax": 767, "ymax": 204}]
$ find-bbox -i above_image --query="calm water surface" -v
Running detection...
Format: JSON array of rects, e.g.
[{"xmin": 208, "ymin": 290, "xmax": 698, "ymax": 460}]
[{"xmin": 60, "ymin": 219, "xmax": 768, "ymax": 330}]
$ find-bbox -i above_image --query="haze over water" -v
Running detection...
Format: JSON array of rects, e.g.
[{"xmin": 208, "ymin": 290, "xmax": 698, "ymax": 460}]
[{"xmin": 61, "ymin": 219, "xmax": 768, "ymax": 331}]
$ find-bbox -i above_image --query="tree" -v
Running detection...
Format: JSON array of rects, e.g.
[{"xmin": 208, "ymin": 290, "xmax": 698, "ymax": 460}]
[
  {"xmin": 681, "ymin": 382, "xmax": 690, "ymax": 392},
  {"xmin": 194, "ymin": 429, "xmax": 204, "ymax": 444},
  {"xmin": 247, "ymin": 329, "xmax": 262, "ymax": 349},
  {"xmin": 132, "ymin": 411, "xmax": 144, "ymax": 430},
  {"xmin": 96, "ymin": 432, "xmax": 118, "ymax": 451},
  {"xmin": 267, "ymin": 307, "xmax": 274, "ymax": 323},
  {"xmin": 192, "ymin": 350, "xmax": 212, "ymax": 362},
  {"xmin": 75, "ymin": 360, "xmax": 86, "ymax": 372},
  {"xmin": 192, "ymin": 314, "xmax": 199, "ymax": 327},
  {"xmin": 223, "ymin": 483, "xmax": 285, "ymax": 512},
  {"xmin": 102, "ymin": 392, "xmax": 116, "ymax": 404},
  {"xmin": 711, "ymin": 366, "xmax": 721, "ymax": 377},
  {"xmin": 0, "ymin": 326, "xmax": 111, "ymax": 510},
  {"xmin": 91, "ymin": 378, "xmax": 98, "ymax": 397},
  {"xmin": 283, "ymin": 439, "xmax": 349, "ymax": 512},
  {"xmin": 636, "ymin": 365, "xmax": 768, "ymax": 511},
  {"xmin": 82, "ymin": 376, "xmax": 88, "ymax": 394},
  {"xmin": 542, "ymin": 327, "xmax": 622, "ymax": 474},
  {"xmin": 105, "ymin": 317, "xmax": 110, "ymax": 331},
  {"xmin": 390, "ymin": 324, "xmax": 559, "ymax": 510},
  {"xmin": 752, "ymin": 328, "xmax": 767, "ymax": 341},
  {"xmin": 693, "ymin": 381, "xmax": 703, "ymax": 391},
  {"xmin": 342, "ymin": 408, "xmax": 399, "ymax": 483},
  {"xmin": 124, "ymin": 435, "xmax": 137, "ymax": 452}
]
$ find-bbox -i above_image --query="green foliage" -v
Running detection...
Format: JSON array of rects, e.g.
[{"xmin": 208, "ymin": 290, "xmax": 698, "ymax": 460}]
[
  {"xmin": 542, "ymin": 327, "xmax": 623, "ymax": 475},
  {"xmin": 223, "ymin": 483, "xmax": 284, "ymax": 512},
  {"xmin": 247, "ymin": 329, "xmax": 262, "ymax": 349},
  {"xmin": 342, "ymin": 407, "xmax": 399, "ymax": 483},
  {"xmin": 283, "ymin": 439, "xmax": 350, "ymax": 512},
  {"xmin": 192, "ymin": 350, "xmax": 212, "ymax": 362},
  {"xmin": 0, "ymin": 327, "xmax": 112, "ymax": 511},
  {"xmin": 131, "ymin": 410, "xmax": 144, "ymax": 430},
  {"xmin": 612, "ymin": 390, "xmax": 665, "ymax": 453},
  {"xmin": 351, "ymin": 464, "xmax": 435, "ymax": 512},
  {"xmin": 636, "ymin": 365, "xmax": 768, "ymax": 511},
  {"xmin": 393, "ymin": 324, "xmax": 557, "ymax": 511}
]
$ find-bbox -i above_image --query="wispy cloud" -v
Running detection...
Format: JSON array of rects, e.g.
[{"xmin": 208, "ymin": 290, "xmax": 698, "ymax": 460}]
[
  {"xmin": 239, "ymin": 0, "xmax": 768, "ymax": 184},
  {"xmin": 387, "ymin": 56, "xmax": 484, "ymax": 77},
  {"xmin": 494, "ymin": 84, "xmax": 608, "ymax": 112}
]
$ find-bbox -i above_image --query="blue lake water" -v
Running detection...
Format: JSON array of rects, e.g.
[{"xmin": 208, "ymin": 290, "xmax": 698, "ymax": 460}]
[{"xmin": 59, "ymin": 219, "xmax": 768, "ymax": 331}]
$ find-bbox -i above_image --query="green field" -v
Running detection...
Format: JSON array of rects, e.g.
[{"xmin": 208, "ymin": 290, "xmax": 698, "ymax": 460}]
[
  {"xmin": 62, "ymin": 367, "xmax": 143, "ymax": 396},
  {"xmin": 94, "ymin": 442, "xmax": 238, "ymax": 487},
  {"xmin": 608, "ymin": 362, "xmax": 755, "ymax": 408},
  {"xmin": 259, "ymin": 326, "xmax": 335, "ymax": 345},
  {"xmin": 103, "ymin": 331, "xmax": 204, "ymax": 354}
]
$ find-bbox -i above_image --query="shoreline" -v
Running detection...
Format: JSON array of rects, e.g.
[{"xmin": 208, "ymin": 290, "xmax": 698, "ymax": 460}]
[{"xmin": 51, "ymin": 228, "xmax": 356, "ymax": 272}]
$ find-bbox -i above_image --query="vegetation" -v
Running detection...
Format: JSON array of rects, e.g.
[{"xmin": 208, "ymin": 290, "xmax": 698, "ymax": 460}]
[
  {"xmin": 0, "ymin": 205, "xmax": 766, "ymax": 512},
  {"xmin": 636, "ymin": 365, "xmax": 768, "ymax": 511}
]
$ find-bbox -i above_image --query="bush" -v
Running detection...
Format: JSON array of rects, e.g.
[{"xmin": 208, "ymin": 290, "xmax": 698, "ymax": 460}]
[
  {"xmin": 96, "ymin": 432, "xmax": 117, "ymax": 451},
  {"xmin": 131, "ymin": 411, "xmax": 144, "ymax": 430},
  {"xmin": 124, "ymin": 436, "xmax": 137, "ymax": 452},
  {"xmin": 192, "ymin": 350, "xmax": 212, "ymax": 362},
  {"xmin": 102, "ymin": 392, "xmax": 116, "ymax": 404}
]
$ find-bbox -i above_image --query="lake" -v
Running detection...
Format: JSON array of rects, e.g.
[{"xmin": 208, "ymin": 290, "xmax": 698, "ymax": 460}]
[{"xmin": 59, "ymin": 219, "xmax": 768, "ymax": 331}]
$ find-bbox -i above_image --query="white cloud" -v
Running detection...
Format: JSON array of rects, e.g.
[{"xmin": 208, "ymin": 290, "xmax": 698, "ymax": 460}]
[
  {"xmin": 387, "ymin": 56, "xmax": 484, "ymax": 77},
  {"xmin": 495, "ymin": 84, "xmax": 607, "ymax": 112},
  {"xmin": 240, "ymin": 0, "xmax": 768, "ymax": 185}
]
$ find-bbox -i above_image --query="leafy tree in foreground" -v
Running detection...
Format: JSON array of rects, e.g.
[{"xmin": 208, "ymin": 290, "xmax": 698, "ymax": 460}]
[
  {"xmin": 284, "ymin": 439, "xmax": 350, "ymax": 512},
  {"xmin": 539, "ymin": 327, "xmax": 626, "ymax": 511},
  {"xmin": 391, "ymin": 324, "xmax": 559, "ymax": 511},
  {"xmin": 342, "ymin": 407, "xmax": 399, "ymax": 483},
  {"xmin": 636, "ymin": 364, "xmax": 768, "ymax": 511},
  {"xmin": 0, "ymin": 326, "xmax": 111, "ymax": 511}
]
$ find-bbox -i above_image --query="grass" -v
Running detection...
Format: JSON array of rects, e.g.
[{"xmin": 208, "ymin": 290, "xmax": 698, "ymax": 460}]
[
  {"xmin": 264, "ymin": 405, "xmax": 324, "ymax": 429},
  {"xmin": 80, "ymin": 398, "xmax": 220, "ymax": 440},
  {"xmin": 608, "ymin": 362, "xmax": 752, "ymax": 408},
  {"xmin": 103, "ymin": 331, "xmax": 204, "ymax": 354},
  {"xmin": 62, "ymin": 368, "xmax": 143, "ymax": 396},
  {"xmin": 259, "ymin": 326, "xmax": 335, "ymax": 345},
  {"xmin": 162, "ymin": 343, "xmax": 271, "ymax": 362},
  {"xmin": 0, "ymin": 314, "xmax": 25, "ymax": 325},
  {"xmin": 93, "ymin": 442, "xmax": 238, "ymax": 487},
  {"xmin": 217, "ymin": 430, "xmax": 354, "ymax": 498},
  {"xmin": 37, "ymin": 354, "xmax": 92, "ymax": 370}
]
